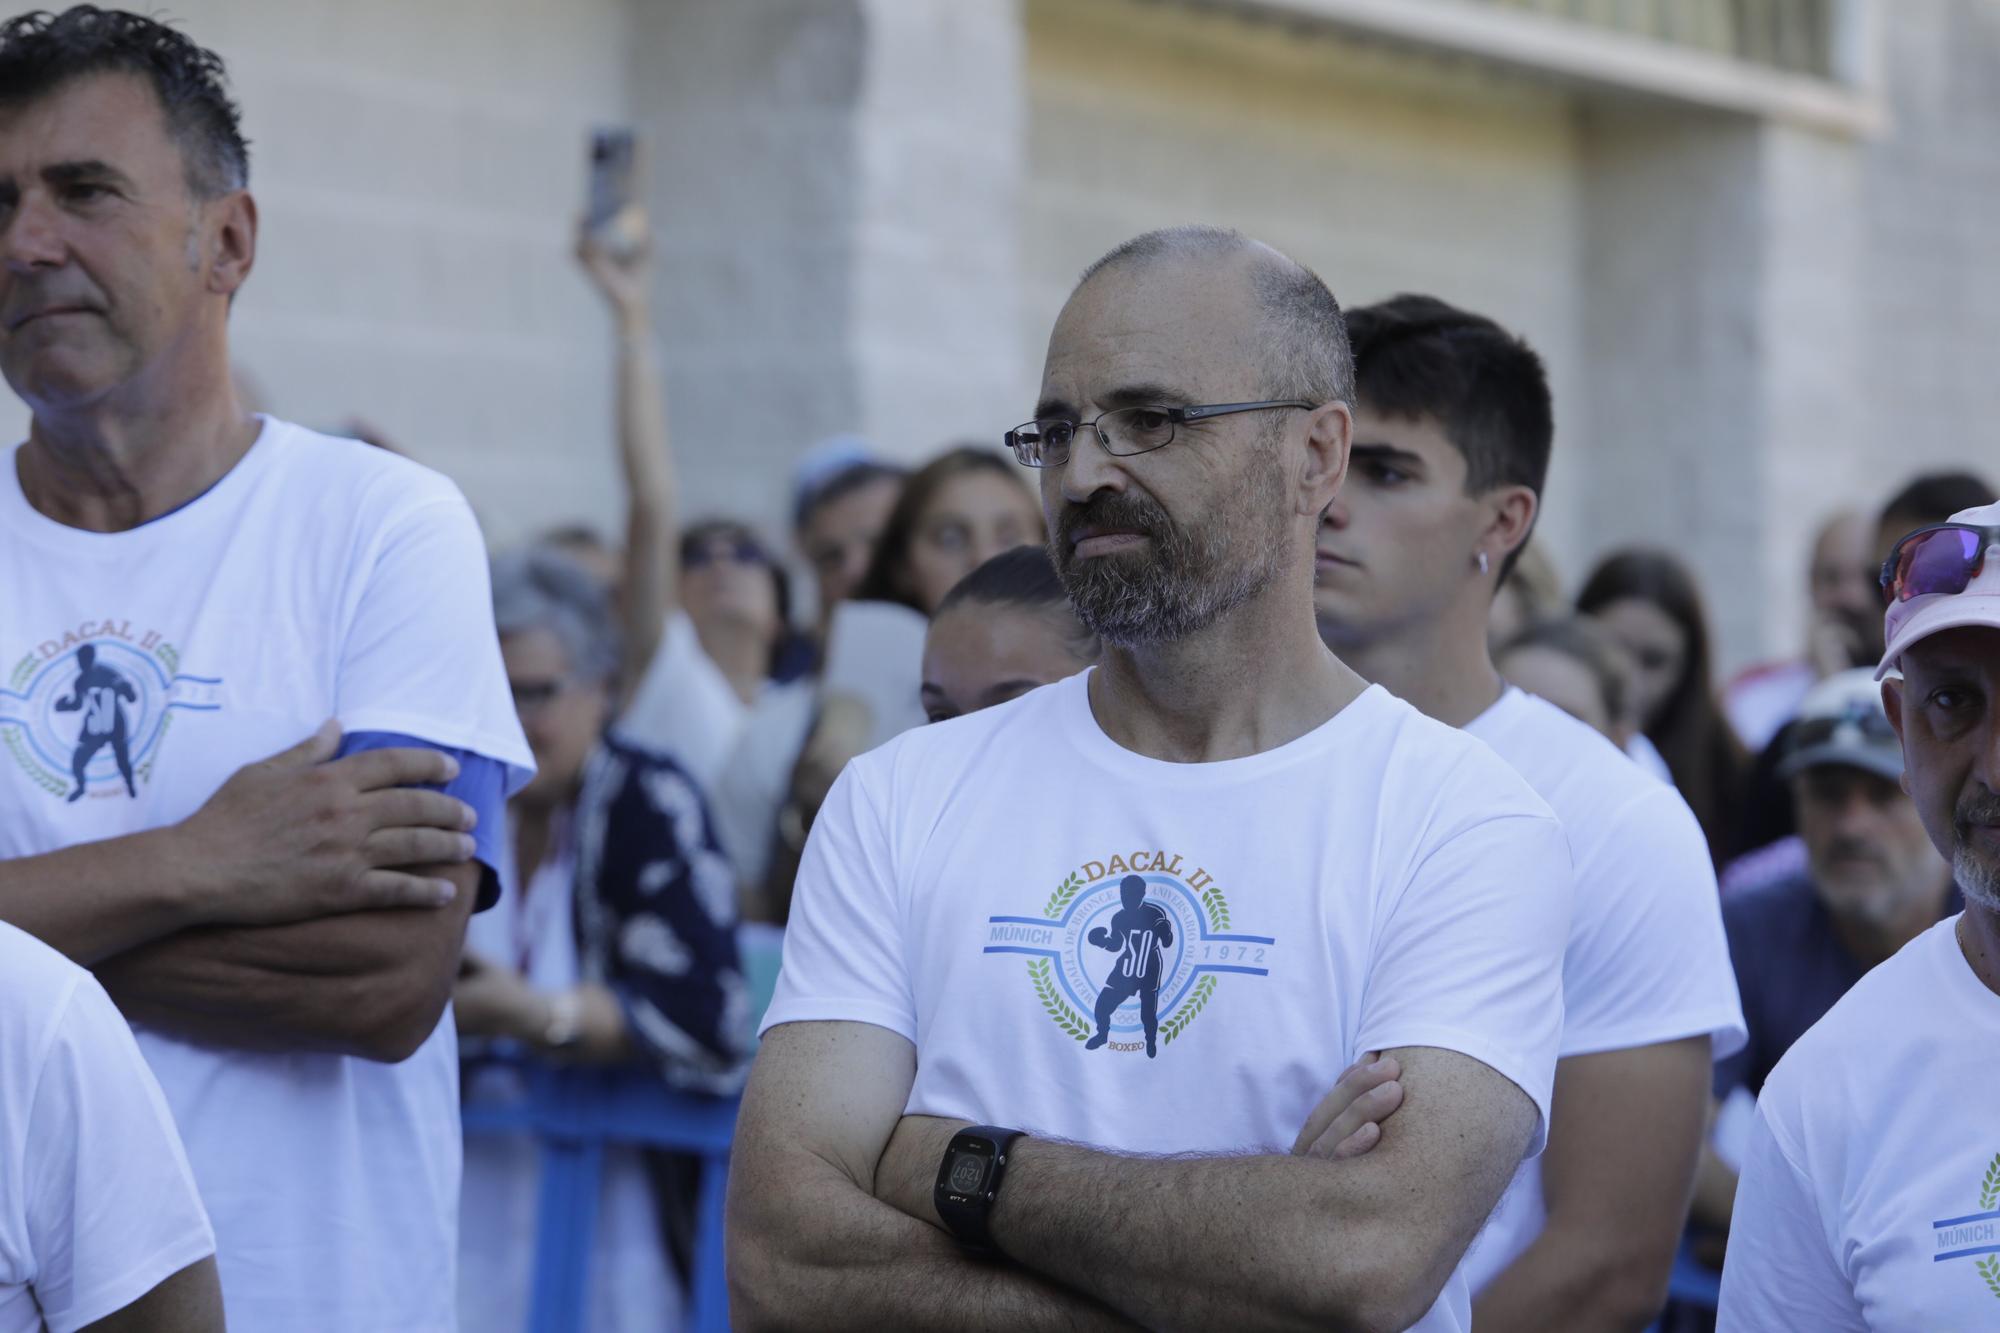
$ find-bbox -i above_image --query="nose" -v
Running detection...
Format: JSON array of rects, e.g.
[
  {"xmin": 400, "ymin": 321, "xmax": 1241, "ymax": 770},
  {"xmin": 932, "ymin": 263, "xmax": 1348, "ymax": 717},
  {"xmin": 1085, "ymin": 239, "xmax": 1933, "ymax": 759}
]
[
  {"xmin": 1053, "ymin": 421, "xmax": 1129, "ymax": 506},
  {"xmin": 1321, "ymin": 495, "xmax": 1350, "ymax": 531},
  {"xmin": 1, "ymin": 192, "xmax": 66, "ymax": 273}
]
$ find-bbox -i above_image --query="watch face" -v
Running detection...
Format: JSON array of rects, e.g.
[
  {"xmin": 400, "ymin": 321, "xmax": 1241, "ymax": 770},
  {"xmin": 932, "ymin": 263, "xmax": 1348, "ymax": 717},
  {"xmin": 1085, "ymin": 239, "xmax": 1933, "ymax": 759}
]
[{"xmin": 947, "ymin": 1152, "xmax": 989, "ymax": 1196}]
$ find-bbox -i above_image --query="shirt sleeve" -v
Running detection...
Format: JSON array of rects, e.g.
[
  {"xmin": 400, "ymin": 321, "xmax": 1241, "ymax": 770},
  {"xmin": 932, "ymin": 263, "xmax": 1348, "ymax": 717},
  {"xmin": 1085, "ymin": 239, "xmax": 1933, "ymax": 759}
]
[
  {"xmin": 1352, "ymin": 797, "xmax": 1572, "ymax": 1155},
  {"xmin": 1716, "ymin": 1102, "xmax": 1867, "ymax": 1332},
  {"xmin": 332, "ymin": 489, "xmax": 534, "ymax": 798},
  {"xmin": 1558, "ymin": 785, "xmax": 1746, "ymax": 1059},
  {"xmin": 25, "ymin": 974, "xmax": 216, "ymax": 1333},
  {"xmin": 335, "ymin": 730, "xmax": 511, "ymax": 912},
  {"xmin": 757, "ymin": 759, "xmax": 916, "ymax": 1043}
]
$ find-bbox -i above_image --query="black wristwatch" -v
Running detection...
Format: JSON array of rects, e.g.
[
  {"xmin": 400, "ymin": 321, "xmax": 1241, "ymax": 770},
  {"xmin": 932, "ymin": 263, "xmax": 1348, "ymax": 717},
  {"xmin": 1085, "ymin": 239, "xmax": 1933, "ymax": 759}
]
[{"xmin": 933, "ymin": 1125, "xmax": 1025, "ymax": 1253}]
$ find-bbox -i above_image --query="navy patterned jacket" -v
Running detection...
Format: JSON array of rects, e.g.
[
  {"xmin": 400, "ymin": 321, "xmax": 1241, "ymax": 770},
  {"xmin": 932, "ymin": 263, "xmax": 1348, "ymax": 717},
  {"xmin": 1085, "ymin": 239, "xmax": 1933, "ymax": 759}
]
[{"xmin": 572, "ymin": 732, "xmax": 751, "ymax": 1095}]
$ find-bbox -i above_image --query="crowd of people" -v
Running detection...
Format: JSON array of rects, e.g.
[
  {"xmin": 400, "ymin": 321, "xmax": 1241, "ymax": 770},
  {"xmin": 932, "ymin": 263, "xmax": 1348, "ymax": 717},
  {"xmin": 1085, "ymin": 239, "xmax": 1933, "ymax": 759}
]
[{"xmin": 1, "ymin": 7, "xmax": 1997, "ymax": 1333}]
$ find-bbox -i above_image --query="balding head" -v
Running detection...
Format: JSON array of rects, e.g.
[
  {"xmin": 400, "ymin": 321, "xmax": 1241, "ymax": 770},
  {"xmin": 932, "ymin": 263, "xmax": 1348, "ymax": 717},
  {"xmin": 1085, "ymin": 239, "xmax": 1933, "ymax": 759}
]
[
  {"xmin": 1070, "ymin": 226, "xmax": 1354, "ymax": 408},
  {"xmin": 1032, "ymin": 227, "xmax": 1354, "ymax": 648}
]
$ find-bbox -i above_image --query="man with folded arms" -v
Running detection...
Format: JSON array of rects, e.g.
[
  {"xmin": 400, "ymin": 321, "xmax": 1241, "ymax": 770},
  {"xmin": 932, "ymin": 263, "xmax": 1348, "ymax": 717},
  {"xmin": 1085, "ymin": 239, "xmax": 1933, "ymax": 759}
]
[
  {"xmin": 728, "ymin": 226, "xmax": 1574, "ymax": 1332},
  {"xmin": 1302, "ymin": 294, "xmax": 1744, "ymax": 1331},
  {"xmin": 1718, "ymin": 502, "xmax": 2000, "ymax": 1328},
  {"xmin": 0, "ymin": 9, "xmax": 531, "ymax": 1329}
]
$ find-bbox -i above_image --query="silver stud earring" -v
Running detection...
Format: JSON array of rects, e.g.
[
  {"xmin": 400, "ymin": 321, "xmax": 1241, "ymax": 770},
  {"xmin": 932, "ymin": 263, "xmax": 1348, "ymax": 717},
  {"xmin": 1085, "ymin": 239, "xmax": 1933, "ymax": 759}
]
[{"xmin": 1476, "ymin": 551, "xmax": 1491, "ymax": 575}]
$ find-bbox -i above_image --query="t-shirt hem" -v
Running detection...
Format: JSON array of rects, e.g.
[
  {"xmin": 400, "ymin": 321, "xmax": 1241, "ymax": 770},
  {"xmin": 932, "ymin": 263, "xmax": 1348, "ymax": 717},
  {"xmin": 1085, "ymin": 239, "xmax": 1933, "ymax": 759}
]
[
  {"xmin": 1558, "ymin": 1008, "xmax": 1749, "ymax": 1060},
  {"xmin": 757, "ymin": 1000, "xmax": 917, "ymax": 1044},
  {"xmin": 43, "ymin": 1231, "xmax": 217, "ymax": 1333},
  {"xmin": 1355, "ymin": 1025, "xmax": 1554, "ymax": 1153}
]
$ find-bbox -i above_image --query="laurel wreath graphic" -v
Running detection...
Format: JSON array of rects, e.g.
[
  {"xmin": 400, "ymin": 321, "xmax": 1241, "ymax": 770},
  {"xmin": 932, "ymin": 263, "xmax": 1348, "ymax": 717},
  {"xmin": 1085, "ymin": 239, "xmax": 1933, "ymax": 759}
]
[
  {"xmin": 1981, "ymin": 1152, "xmax": 2000, "ymax": 1211},
  {"xmin": 1199, "ymin": 884, "xmax": 1231, "ymax": 930},
  {"xmin": 1979, "ymin": 1255, "xmax": 2000, "ymax": 1301},
  {"xmin": 4, "ymin": 729, "xmax": 65, "ymax": 795},
  {"xmin": 1028, "ymin": 958, "xmax": 1091, "ymax": 1041},
  {"xmin": 1043, "ymin": 872, "xmax": 1085, "ymax": 919},
  {"xmin": 1161, "ymin": 976, "xmax": 1217, "ymax": 1045}
]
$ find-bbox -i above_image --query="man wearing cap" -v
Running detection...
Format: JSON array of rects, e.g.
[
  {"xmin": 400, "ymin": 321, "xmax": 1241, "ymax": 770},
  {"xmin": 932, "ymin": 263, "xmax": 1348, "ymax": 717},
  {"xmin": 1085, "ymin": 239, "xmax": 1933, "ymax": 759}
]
[
  {"xmin": 1692, "ymin": 669, "xmax": 1959, "ymax": 1239},
  {"xmin": 1719, "ymin": 503, "xmax": 2000, "ymax": 1329}
]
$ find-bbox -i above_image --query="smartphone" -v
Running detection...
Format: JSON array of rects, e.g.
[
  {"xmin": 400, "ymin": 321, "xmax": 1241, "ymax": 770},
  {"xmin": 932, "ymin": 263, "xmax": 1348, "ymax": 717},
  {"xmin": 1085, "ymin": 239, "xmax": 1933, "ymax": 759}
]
[{"xmin": 586, "ymin": 128, "xmax": 639, "ymax": 240}]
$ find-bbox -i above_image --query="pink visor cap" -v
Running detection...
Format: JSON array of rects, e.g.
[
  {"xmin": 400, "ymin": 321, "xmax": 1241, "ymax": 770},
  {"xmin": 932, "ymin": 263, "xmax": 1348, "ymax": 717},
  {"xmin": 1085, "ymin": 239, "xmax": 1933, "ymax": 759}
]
[{"xmin": 1877, "ymin": 500, "xmax": 2000, "ymax": 680}]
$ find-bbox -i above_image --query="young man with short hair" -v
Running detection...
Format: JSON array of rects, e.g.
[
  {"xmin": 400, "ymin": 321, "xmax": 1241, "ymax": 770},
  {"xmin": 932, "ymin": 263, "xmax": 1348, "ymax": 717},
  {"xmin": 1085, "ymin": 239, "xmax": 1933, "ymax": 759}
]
[
  {"xmin": 1718, "ymin": 503, "xmax": 2000, "ymax": 1328},
  {"xmin": 1305, "ymin": 294, "xmax": 1745, "ymax": 1330},
  {"xmin": 728, "ymin": 229, "xmax": 1575, "ymax": 1332}
]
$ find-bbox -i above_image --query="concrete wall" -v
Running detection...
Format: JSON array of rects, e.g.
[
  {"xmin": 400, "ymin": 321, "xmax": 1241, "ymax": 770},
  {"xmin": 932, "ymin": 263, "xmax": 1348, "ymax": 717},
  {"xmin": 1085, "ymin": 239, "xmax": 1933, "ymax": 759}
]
[
  {"xmin": 5, "ymin": 0, "xmax": 1996, "ymax": 673},
  {"xmin": 1017, "ymin": 0, "xmax": 1590, "ymax": 569}
]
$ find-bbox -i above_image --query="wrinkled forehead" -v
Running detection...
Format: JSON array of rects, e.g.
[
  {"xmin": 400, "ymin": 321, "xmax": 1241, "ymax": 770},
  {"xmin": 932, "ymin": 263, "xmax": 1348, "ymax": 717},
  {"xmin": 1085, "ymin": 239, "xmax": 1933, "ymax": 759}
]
[
  {"xmin": 1039, "ymin": 259, "xmax": 1262, "ymax": 414},
  {"xmin": 1902, "ymin": 626, "xmax": 2000, "ymax": 685},
  {"xmin": 0, "ymin": 70, "xmax": 179, "ymax": 187}
]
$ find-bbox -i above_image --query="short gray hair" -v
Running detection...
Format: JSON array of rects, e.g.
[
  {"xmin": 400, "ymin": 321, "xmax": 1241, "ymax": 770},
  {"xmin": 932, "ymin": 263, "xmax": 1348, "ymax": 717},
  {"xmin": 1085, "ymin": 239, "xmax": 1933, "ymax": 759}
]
[
  {"xmin": 491, "ymin": 545, "xmax": 621, "ymax": 686},
  {"xmin": 1076, "ymin": 225, "xmax": 1355, "ymax": 408}
]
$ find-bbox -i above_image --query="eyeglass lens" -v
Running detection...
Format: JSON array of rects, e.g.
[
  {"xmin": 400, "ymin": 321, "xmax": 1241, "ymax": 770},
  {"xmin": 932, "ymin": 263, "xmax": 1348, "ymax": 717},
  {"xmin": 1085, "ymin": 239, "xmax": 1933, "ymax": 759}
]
[{"xmin": 1891, "ymin": 528, "xmax": 1983, "ymax": 603}]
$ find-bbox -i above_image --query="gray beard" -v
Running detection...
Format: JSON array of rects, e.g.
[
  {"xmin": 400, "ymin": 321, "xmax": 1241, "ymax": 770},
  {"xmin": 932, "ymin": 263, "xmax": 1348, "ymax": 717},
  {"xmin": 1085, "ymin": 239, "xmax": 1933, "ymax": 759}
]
[
  {"xmin": 1054, "ymin": 471, "xmax": 1289, "ymax": 647},
  {"xmin": 1954, "ymin": 842, "xmax": 2000, "ymax": 913}
]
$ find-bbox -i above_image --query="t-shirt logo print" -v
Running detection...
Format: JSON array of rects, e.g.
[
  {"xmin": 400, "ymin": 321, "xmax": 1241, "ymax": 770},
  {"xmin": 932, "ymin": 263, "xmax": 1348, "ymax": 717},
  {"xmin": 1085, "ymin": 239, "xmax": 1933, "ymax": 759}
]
[
  {"xmin": 1, "ymin": 624, "xmax": 224, "ymax": 802},
  {"xmin": 984, "ymin": 851, "xmax": 1275, "ymax": 1058},
  {"xmin": 1930, "ymin": 1150, "xmax": 2000, "ymax": 1302}
]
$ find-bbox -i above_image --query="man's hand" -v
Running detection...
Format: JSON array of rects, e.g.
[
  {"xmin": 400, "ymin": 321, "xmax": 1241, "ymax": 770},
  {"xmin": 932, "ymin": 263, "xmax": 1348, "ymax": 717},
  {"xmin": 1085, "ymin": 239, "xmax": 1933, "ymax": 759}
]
[
  {"xmin": 167, "ymin": 720, "xmax": 477, "ymax": 928},
  {"xmin": 1290, "ymin": 1051, "xmax": 1405, "ymax": 1160}
]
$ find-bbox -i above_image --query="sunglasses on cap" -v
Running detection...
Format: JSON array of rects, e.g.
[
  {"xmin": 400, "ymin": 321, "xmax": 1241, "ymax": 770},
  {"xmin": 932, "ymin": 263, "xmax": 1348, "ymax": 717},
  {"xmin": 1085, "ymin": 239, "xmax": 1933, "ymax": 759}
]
[
  {"xmin": 1785, "ymin": 705, "xmax": 1897, "ymax": 754},
  {"xmin": 1879, "ymin": 523, "xmax": 2000, "ymax": 605}
]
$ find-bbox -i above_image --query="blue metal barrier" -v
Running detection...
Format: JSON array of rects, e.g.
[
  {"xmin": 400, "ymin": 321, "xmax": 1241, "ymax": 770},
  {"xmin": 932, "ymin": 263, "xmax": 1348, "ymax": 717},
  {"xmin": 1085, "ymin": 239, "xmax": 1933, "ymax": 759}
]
[{"xmin": 462, "ymin": 1061, "xmax": 740, "ymax": 1333}]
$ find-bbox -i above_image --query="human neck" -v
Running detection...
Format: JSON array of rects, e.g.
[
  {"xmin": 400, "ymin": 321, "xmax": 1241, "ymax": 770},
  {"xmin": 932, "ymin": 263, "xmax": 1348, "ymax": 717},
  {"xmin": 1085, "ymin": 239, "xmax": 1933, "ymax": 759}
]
[
  {"xmin": 1958, "ymin": 903, "xmax": 2000, "ymax": 999},
  {"xmin": 1322, "ymin": 595, "xmax": 1503, "ymax": 729},
  {"xmin": 19, "ymin": 358, "xmax": 255, "ymax": 533},
  {"xmin": 1088, "ymin": 575, "xmax": 1364, "ymax": 763},
  {"xmin": 1831, "ymin": 874, "xmax": 1955, "ymax": 969},
  {"xmin": 696, "ymin": 619, "xmax": 767, "ymax": 705}
]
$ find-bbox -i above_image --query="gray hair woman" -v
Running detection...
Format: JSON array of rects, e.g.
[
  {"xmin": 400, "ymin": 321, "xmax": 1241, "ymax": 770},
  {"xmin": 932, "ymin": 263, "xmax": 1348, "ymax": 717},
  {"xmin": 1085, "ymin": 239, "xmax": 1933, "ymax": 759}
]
[{"xmin": 457, "ymin": 544, "xmax": 750, "ymax": 1325}]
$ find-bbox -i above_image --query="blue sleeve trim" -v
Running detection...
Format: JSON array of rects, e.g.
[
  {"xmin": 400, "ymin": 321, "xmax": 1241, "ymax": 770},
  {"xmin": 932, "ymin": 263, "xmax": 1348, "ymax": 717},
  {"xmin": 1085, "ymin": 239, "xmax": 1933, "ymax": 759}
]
[{"xmin": 335, "ymin": 730, "xmax": 511, "ymax": 912}]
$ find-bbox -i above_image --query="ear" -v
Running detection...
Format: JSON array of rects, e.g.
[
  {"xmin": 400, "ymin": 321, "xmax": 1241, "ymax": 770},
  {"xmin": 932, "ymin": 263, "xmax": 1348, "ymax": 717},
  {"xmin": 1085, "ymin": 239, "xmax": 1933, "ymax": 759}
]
[
  {"xmin": 1478, "ymin": 485, "xmax": 1539, "ymax": 576},
  {"xmin": 204, "ymin": 190, "xmax": 257, "ymax": 299},
  {"xmin": 1297, "ymin": 400, "xmax": 1352, "ymax": 519},
  {"xmin": 1881, "ymin": 678, "xmax": 1911, "ymax": 793}
]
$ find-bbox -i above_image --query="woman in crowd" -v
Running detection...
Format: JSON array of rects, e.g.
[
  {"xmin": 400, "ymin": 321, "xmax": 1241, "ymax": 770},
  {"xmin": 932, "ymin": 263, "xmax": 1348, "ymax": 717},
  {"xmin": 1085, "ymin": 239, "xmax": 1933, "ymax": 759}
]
[
  {"xmin": 1494, "ymin": 615, "xmax": 1631, "ymax": 749},
  {"xmin": 851, "ymin": 445, "xmax": 1043, "ymax": 615},
  {"xmin": 1578, "ymin": 547, "xmax": 1750, "ymax": 865},
  {"xmin": 456, "ymin": 546, "xmax": 750, "ymax": 1332},
  {"xmin": 921, "ymin": 546, "xmax": 1098, "ymax": 724}
]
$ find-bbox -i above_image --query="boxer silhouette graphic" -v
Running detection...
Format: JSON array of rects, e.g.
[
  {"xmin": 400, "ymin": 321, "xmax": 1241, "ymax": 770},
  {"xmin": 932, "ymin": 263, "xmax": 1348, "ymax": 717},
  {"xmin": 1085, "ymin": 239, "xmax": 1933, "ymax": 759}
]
[{"xmin": 1084, "ymin": 874, "xmax": 1174, "ymax": 1057}]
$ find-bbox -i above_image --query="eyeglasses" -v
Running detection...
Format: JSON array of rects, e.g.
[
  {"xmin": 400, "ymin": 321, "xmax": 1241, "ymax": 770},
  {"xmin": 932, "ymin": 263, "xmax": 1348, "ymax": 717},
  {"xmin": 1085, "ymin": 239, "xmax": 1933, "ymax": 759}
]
[
  {"xmin": 1879, "ymin": 523, "xmax": 2000, "ymax": 604},
  {"xmin": 1004, "ymin": 400, "xmax": 1315, "ymax": 468},
  {"xmin": 1786, "ymin": 706, "xmax": 1897, "ymax": 753}
]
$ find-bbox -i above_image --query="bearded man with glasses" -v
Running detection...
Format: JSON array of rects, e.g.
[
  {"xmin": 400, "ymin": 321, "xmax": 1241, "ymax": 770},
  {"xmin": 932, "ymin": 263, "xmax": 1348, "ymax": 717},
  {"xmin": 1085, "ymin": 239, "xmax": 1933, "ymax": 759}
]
[
  {"xmin": 728, "ymin": 225, "xmax": 1575, "ymax": 1333},
  {"xmin": 1719, "ymin": 502, "xmax": 2000, "ymax": 1329}
]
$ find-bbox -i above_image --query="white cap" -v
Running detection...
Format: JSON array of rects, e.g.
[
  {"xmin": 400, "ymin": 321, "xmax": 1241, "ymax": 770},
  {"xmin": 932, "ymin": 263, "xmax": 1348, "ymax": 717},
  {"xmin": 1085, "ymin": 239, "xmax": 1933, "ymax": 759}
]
[{"xmin": 1876, "ymin": 500, "xmax": 2000, "ymax": 680}]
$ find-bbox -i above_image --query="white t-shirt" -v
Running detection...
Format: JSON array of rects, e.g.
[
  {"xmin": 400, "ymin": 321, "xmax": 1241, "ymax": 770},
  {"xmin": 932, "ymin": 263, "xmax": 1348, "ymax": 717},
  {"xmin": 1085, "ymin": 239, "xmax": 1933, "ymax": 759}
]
[
  {"xmin": 1718, "ymin": 916, "xmax": 2000, "ymax": 1331},
  {"xmin": 619, "ymin": 611, "xmax": 748, "ymax": 793},
  {"xmin": 1458, "ymin": 689, "xmax": 1747, "ymax": 1291},
  {"xmin": 0, "ymin": 418, "xmax": 534, "ymax": 1331},
  {"xmin": 0, "ymin": 921, "xmax": 214, "ymax": 1333},
  {"xmin": 764, "ymin": 671, "xmax": 1574, "ymax": 1332}
]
